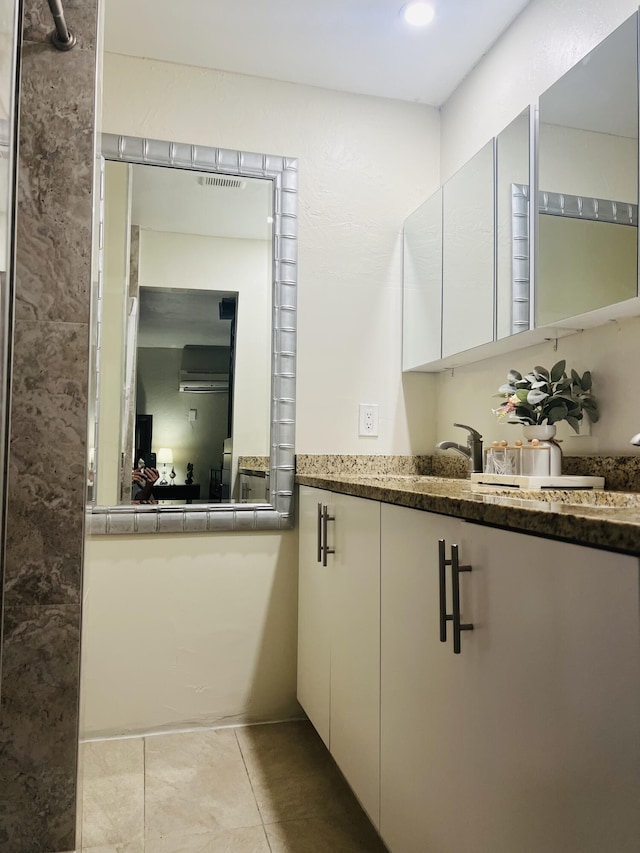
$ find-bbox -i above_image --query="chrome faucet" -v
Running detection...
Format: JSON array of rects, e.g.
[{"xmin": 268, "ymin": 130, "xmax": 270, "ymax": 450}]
[{"xmin": 436, "ymin": 423, "xmax": 484, "ymax": 474}]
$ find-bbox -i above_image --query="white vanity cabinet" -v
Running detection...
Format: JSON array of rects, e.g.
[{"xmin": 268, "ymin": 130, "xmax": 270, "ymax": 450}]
[
  {"xmin": 380, "ymin": 503, "xmax": 640, "ymax": 853},
  {"xmin": 297, "ymin": 486, "xmax": 381, "ymax": 826},
  {"xmin": 297, "ymin": 487, "xmax": 334, "ymax": 746},
  {"xmin": 238, "ymin": 470, "xmax": 269, "ymax": 503},
  {"xmin": 380, "ymin": 506, "xmax": 477, "ymax": 853}
]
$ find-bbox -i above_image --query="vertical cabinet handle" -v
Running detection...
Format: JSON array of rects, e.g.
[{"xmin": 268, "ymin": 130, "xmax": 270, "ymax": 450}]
[
  {"xmin": 317, "ymin": 502, "xmax": 323, "ymax": 563},
  {"xmin": 450, "ymin": 544, "xmax": 474, "ymax": 655},
  {"xmin": 438, "ymin": 539, "xmax": 453, "ymax": 642},
  {"xmin": 438, "ymin": 539, "xmax": 474, "ymax": 654},
  {"xmin": 322, "ymin": 504, "xmax": 335, "ymax": 567},
  {"xmin": 316, "ymin": 503, "xmax": 335, "ymax": 566}
]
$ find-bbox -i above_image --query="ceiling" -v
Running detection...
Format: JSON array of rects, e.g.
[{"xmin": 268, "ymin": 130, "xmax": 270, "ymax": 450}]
[
  {"xmin": 131, "ymin": 164, "xmax": 273, "ymax": 240},
  {"xmin": 104, "ymin": 0, "xmax": 532, "ymax": 106}
]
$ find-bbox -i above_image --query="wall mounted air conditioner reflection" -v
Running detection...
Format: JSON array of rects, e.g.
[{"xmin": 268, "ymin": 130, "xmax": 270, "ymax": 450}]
[
  {"xmin": 179, "ymin": 345, "xmax": 231, "ymax": 394},
  {"xmin": 179, "ymin": 375, "xmax": 229, "ymax": 393}
]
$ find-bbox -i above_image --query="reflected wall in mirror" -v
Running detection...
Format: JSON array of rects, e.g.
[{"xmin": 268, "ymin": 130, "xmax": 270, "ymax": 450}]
[
  {"xmin": 442, "ymin": 139, "xmax": 495, "ymax": 358},
  {"xmin": 496, "ymin": 107, "xmax": 530, "ymax": 339},
  {"xmin": 402, "ymin": 188, "xmax": 442, "ymax": 369},
  {"xmin": 96, "ymin": 159, "xmax": 272, "ymax": 507},
  {"xmin": 136, "ymin": 289, "xmax": 238, "ymax": 503},
  {"xmin": 88, "ymin": 134, "xmax": 298, "ymax": 530},
  {"xmin": 537, "ymin": 12, "xmax": 639, "ymax": 326}
]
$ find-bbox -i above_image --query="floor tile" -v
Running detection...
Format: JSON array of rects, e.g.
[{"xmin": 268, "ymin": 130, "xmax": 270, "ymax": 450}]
[
  {"xmin": 82, "ymin": 844, "xmax": 144, "ymax": 853},
  {"xmin": 265, "ymin": 817, "xmax": 388, "ymax": 852},
  {"xmin": 81, "ymin": 739, "xmax": 144, "ymax": 849},
  {"xmin": 250, "ymin": 766, "xmax": 355, "ymax": 825},
  {"xmin": 145, "ymin": 825, "xmax": 271, "ymax": 852},
  {"xmin": 235, "ymin": 720, "xmax": 332, "ymax": 783},
  {"xmin": 144, "ymin": 729, "xmax": 261, "ymax": 840}
]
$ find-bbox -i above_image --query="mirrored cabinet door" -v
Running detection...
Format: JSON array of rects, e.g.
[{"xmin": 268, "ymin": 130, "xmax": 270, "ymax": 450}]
[
  {"xmin": 537, "ymin": 12, "xmax": 639, "ymax": 326},
  {"xmin": 402, "ymin": 189, "xmax": 442, "ymax": 369},
  {"xmin": 496, "ymin": 107, "xmax": 530, "ymax": 339},
  {"xmin": 442, "ymin": 139, "xmax": 495, "ymax": 358}
]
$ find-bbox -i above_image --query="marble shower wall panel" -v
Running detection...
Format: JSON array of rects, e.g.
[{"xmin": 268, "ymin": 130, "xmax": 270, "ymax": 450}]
[
  {"xmin": 0, "ymin": 1, "xmax": 99, "ymax": 851},
  {"xmin": 13, "ymin": 43, "xmax": 96, "ymax": 325},
  {"xmin": 0, "ymin": 605, "xmax": 82, "ymax": 850}
]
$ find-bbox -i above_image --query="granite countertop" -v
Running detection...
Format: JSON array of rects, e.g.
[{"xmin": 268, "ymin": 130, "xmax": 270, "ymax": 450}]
[
  {"xmin": 237, "ymin": 456, "xmax": 270, "ymax": 474},
  {"xmin": 296, "ymin": 472, "xmax": 640, "ymax": 556}
]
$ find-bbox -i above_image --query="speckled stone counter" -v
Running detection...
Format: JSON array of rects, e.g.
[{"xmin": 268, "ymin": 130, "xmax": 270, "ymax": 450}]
[
  {"xmin": 296, "ymin": 471, "xmax": 640, "ymax": 556},
  {"xmin": 237, "ymin": 455, "xmax": 270, "ymax": 473}
]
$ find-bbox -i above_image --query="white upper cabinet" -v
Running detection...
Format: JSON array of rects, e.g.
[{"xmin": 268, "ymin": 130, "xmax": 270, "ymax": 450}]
[
  {"xmin": 402, "ymin": 189, "xmax": 442, "ymax": 369},
  {"xmin": 442, "ymin": 140, "xmax": 495, "ymax": 358},
  {"xmin": 402, "ymin": 11, "xmax": 640, "ymax": 372}
]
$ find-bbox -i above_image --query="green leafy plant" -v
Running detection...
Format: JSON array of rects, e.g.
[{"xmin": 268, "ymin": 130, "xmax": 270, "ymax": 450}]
[{"xmin": 493, "ymin": 360, "xmax": 599, "ymax": 433}]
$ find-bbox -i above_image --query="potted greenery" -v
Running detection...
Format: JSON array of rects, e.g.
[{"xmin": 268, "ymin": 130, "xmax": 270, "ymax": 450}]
[{"xmin": 494, "ymin": 360, "xmax": 600, "ymax": 435}]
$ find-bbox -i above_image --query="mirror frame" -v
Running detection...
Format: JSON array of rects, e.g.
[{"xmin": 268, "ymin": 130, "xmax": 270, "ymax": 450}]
[
  {"xmin": 88, "ymin": 133, "xmax": 298, "ymax": 535},
  {"xmin": 510, "ymin": 182, "xmax": 530, "ymax": 335}
]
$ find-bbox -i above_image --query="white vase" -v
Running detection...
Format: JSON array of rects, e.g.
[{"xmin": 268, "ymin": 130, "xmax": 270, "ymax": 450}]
[{"xmin": 521, "ymin": 424, "xmax": 562, "ymax": 477}]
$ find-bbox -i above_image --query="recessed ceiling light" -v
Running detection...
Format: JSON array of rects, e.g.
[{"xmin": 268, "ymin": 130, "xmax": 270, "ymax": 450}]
[{"xmin": 402, "ymin": 1, "xmax": 435, "ymax": 28}]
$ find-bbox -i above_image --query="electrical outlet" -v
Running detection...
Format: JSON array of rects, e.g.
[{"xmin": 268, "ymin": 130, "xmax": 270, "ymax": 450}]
[
  {"xmin": 188, "ymin": 408, "xmax": 197, "ymax": 422},
  {"xmin": 359, "ymin": 403, "xmax": 379, "ymax": 437}
]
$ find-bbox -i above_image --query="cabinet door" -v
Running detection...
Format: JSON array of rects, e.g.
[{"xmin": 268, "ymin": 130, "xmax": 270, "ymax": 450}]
[
  {"xmin": 330, "ymin": 493, "xmax": 381, "ymax": 826},
  {"xmin": 442, "ymin": 139, "xmax": 495, "ymax": 358},
  {"xmin": 403, "ymin": 188, "xmax": 443, "ymax": 368},
  {"xmin": 467, "ymin": 524, "xmax": 640, "ymax": 853},
  {"xmin": 380, "ymin": 504, "xmax": 478, "ymax": 853},
  {"xmin": 297, "ymin": 486, "xmax": 334, "ymax": 746}
]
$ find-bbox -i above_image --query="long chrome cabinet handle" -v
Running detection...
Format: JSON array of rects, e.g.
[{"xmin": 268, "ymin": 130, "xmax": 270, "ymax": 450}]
[
  {"xmin": 451, "ymin": 544, "xmax": 474, "ymax": 654},
  {"xmin": 321, "ymin": 504, "xmax": 335, "ymax": 567},
  {"xmin": 438, "ymin": 539, "xmax": 453, "ymax": 642},
  {"xmin": 317, "ymin": 503, "xmax": 323, "ymax": 563}
]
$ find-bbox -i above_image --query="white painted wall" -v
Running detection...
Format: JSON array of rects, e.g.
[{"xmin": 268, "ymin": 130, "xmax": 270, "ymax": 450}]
[
  {"xmin": 81, "ymin": 58, "xmax": 441, "ymax": 737},
  {"xmin": 81, "ymin": 530, "xmax": 300, "ymax": 738},
  {"xmin": 102, "ymin": 53, "xmax": 441, "ymax": 455},
  {"xmin": 435, "ymin": 0, "xmax": 640, "ymax": 457}
]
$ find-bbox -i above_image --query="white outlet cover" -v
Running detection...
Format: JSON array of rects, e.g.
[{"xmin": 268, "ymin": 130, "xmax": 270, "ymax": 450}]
[{"xmin": 358, "ymin": 403, "xmax": 379, "ymax": 437}]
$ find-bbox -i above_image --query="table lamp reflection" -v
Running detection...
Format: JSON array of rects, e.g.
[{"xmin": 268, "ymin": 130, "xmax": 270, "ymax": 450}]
[{"xmin": 157, "ymin": 447, "xmax": 173, "ymax": 485}]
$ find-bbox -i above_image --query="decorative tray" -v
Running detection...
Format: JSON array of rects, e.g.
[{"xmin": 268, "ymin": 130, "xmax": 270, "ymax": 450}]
[{"xmin": 470, "ymin": 473, "xmax": 605, "ymax": 491}]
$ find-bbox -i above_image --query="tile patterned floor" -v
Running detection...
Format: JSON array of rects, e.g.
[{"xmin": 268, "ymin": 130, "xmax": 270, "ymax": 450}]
[{"xmin": 79, "ymin": 720, "xmax": 388, "ymax": 853}]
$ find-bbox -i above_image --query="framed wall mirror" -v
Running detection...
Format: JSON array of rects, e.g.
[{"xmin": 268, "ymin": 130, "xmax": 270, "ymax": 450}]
[
  {"xmin": 87, "ymin": 134, "xmax": 298, "ymax": 534},
  {"xmin": 537, "ymin": 12, "xmax": 639, "ymax": 326}
]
